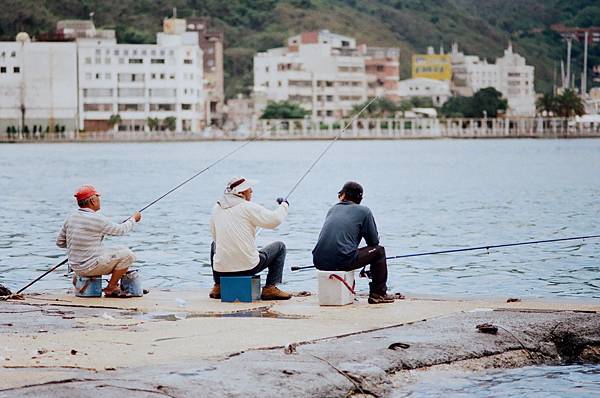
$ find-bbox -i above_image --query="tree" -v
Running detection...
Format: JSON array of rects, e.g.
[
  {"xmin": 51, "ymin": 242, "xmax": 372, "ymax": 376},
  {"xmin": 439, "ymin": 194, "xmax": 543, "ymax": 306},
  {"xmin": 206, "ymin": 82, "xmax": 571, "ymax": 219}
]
[
  {"xmin": 147, "ymin": 117, "xmax": 159, "ymax": 131},
  {"xmin": 556, "ymin": 89, "xmax": 584, "ymax": 117},
  {"xmin": 163, "ymin": 116, "xmax": 177, "ymax": 131},
  {"xmin": 472, "ymin": 87, "xmax": 507, "ymax": 117},
  {"xmin": 536, "ymin": 93, "xmax": 558, "ymax": 115},
  {"xmin": 441, "ymin": 87, "xmax": 507, "ymax": 118},
  {"xmin": 260, "ymin": 101, "xmax": 308, "ymax": 119},
  {"xmin": 536, "ymin": 89, "xmax": 584, "ymax": 117},
  {"xmin": 108, "ymin": 114, "xmax": 122, "ymax": 130},
  {"xmin": 351, "ymin": 97, "xmax": 398, "ymax": 118}
]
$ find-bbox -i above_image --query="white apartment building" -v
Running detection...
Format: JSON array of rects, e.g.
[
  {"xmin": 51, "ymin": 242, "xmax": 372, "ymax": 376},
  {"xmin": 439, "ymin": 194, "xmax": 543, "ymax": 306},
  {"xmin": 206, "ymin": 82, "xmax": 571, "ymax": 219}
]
[
  {"xmin": 254, "ymin": 30, "xmax": 367, "ymax": 122},
  {"xmin": 398, "ymin": 77, "xmax": 451, "ymax": 106},
  {"xmin": 0, "ymin": 33, "xmax": 78, "ymax": 134},
  {"xmin": 77, "ymin": 19, "xmax": 204, "ymax": 132},
  {"xmin": 451, "ymin": 43, "xmax": 536, "ymax": 116}
]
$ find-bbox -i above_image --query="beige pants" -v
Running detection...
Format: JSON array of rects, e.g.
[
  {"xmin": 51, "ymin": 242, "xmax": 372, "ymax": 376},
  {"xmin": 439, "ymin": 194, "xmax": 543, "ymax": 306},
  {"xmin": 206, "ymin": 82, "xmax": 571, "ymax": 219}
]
[{"xmin": 77, "ymin": 246, "xmax": 136, "ymax": 277}]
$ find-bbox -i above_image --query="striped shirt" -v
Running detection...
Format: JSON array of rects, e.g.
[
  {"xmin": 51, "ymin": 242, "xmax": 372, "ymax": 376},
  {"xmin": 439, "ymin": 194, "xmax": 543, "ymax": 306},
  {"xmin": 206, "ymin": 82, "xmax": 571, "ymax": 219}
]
[{"xmin": 56, "ymin": 208, "xmax": 136, "ymax": 272}]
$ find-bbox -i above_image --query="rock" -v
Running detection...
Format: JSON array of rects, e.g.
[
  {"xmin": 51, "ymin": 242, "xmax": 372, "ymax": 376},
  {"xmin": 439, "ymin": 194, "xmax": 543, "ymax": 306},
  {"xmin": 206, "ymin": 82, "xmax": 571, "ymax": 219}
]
[{"xmin": 0, "ymin": 284, "xmax": 12, "ymax": 296}]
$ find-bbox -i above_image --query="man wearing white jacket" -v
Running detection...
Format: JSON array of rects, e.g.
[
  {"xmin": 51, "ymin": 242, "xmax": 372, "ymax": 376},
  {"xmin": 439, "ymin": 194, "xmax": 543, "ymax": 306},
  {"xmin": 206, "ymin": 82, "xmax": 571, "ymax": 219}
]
[{"xmin": 209, "ymin": 176, "xmax": 291, "ymax": 300}]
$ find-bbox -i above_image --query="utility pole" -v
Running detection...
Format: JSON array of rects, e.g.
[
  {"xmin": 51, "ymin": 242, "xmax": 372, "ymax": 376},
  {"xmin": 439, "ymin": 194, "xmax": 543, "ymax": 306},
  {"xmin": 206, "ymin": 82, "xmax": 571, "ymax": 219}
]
[
  {"xmin": 582, "ymin": 31, "xmax": 588, "ymax": 96},
  {"xmin": 566, "ymin": 37, "xmax": 572, "ymax": 90}
]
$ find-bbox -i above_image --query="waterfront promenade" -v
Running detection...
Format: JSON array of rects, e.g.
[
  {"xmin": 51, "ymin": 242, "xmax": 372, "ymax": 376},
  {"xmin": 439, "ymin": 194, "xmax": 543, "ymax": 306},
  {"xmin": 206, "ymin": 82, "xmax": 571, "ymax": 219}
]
[{"xmin": 1, "ymin": 117, "xmax": 599, "ymax": 142}]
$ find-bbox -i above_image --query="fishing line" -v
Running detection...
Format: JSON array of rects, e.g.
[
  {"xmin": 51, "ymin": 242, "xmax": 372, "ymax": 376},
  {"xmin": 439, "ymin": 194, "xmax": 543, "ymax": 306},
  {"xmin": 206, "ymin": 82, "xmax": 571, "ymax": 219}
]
[
  {"xmin": 15, "ymin": 137, "xmax": 262, "ymax": 295},
  {"xmin": 284, "ymin": 96, "xmax": 379, "ymax": 200},
  {"xmin": 290, "ymin": 234, "xmax": 600, "ymax": 272},
  {"xmin": 254, "ymin": 96, "xmax": 379, "ymax": 239}
]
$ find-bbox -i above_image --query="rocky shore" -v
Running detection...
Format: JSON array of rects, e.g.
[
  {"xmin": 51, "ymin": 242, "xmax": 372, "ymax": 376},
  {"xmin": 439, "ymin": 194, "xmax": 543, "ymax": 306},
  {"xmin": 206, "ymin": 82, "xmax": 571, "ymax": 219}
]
[{"xmin": 1, "ymin": 290, "xmax": 598, "ymax": 397}]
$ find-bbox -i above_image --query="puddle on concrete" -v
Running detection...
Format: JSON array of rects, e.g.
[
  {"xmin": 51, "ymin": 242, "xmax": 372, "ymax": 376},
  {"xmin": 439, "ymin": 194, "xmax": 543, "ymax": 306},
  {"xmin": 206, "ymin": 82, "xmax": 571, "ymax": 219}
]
[{"xmin": 140, "ymin": 308, "xmax": 306, "ymax": 322}]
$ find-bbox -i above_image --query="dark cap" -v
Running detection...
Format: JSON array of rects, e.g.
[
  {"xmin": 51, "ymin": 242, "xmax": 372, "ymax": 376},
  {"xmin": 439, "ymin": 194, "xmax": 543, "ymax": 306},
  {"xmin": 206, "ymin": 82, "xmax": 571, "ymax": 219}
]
[{"xmin": 338, "ymin": 181, "xmax": 363, "ymax": 203}]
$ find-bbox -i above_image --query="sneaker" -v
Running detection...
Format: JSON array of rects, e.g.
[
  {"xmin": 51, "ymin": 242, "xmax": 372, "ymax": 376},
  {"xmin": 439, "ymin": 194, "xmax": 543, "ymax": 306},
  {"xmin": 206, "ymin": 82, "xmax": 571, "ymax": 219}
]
[
  {"xmin": 261, "ymin": 285, "xmax": 292, "ymax": 300},
  {"xmin": 209, "ymin": 284, "xmax": 220, "ymax": 299},
  {"xmin": 368, "ymin": 293, "xmax": 395, "ymax": 304}
]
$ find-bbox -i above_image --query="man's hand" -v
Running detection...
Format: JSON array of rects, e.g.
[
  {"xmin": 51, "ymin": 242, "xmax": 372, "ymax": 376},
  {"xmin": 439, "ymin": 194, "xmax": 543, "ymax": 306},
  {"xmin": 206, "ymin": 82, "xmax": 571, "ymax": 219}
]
[
  {"xmin": 132, "ymin": 211, "xmax": 142, "ymax": 222},
  {"xmin": 276, "ymin": 197, "xmax": 289, "ymax": 206}
]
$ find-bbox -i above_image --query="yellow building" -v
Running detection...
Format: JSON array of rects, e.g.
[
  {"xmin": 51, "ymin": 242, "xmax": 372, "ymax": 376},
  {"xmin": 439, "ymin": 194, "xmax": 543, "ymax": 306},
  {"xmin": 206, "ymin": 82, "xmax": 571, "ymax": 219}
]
[{"xmin": 412, "ymin": 54, "xmax": 452, "ymax": 81}]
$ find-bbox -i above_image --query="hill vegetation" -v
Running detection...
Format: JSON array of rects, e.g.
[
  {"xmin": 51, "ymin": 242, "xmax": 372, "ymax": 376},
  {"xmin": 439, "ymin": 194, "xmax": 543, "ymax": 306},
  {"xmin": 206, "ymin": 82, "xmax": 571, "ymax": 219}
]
[{"xmin": 1, "ymin": 0, "xmax": 598, "ymax": 98}]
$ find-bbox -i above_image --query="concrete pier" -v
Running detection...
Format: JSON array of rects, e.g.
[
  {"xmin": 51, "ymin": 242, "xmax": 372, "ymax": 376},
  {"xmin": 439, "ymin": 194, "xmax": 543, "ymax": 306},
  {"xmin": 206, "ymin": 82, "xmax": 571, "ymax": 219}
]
[{"xmin": 1, "ymin": 290, "xmax": 598, "ymax": 396}]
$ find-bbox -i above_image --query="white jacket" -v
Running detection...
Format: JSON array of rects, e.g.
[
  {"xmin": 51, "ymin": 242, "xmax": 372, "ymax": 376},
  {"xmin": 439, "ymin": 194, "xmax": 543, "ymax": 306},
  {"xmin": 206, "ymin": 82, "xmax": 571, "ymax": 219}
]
[{"xmin": 210, "ymin": 193, "xmax": 288, "ymax": 272}]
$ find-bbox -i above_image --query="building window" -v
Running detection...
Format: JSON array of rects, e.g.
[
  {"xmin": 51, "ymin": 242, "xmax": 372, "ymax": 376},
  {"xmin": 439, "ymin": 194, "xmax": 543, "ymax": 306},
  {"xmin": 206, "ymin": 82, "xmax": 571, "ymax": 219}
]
[
  {"xmin": 181, "ymin": 104, "xmax": 192, "ymax": 110},
  {"xmin": 207, "ymin": 59, "xmax": 214, "ymax": 67},
  {"xmin": 149, "ymin": 103, "xmax": 175, "ymax": 111},
  {"xmin": 160, "ymin": 73, "xmax": 165, "ymax": 80},
  {"xmin": 129, "ymin": 58, "xmax": 143, "ymax": 64},
  {"xmin": 13, "ymin": 67, "xmax": 20, "ymax": 73},
  {"xmin": 0, "ymin": 66, "xmax": 6, "ymax": 73},
  {"xmin": 124, "ymin": 49, "xmax": 129, "ymax": 56},
  {"xmin": 169, "ymin": 50, "xmax": 174, "ymax": 56},
  {"xmin": 118, "ymin": 103, "xmax": 144, "ymax": 111},
  {"xmin": 265, "ymin": 66, "xmax": 269, "ymax": 73},
  {"xmin": 169, "ymin": 74, "xmax": 175, "ymax": 80},
  {"xmin": 85, "ymin": 57, "xmax": 92, "ymax": 64},
  {"xmin": 95, "ymin": 57, "xmax": 101, "ymax": 64},
  {"xmin": 208, "ymin": 47, "xmax": 214, "ymax": 54},
  {"xmin": 10, "ymin": 51, "xmax": 16, "ymax": 57},
  {"xmin": 105, "ymin": 73, "xmax": 111, "ymax": 80},
  {"xmin": 119, "ymin": 58, "xmax": 124, "ymax": 64},
  {"xmin": 151, "ymin": 73, "xmax": 156, "ymax": 79},
  {"xmin": 151, "ymin": 50, "xmax": 156, "ymax": 56},
  {"xmin": 151, "ymin": 58, "xmax": 165, "ymax": 64},
  {"xmin": 105, "ymin": 58, "xmax": 111, "ymax": 64},
  {"xmin": 132, "ymin": 49, "xmax": 137, "ymax": 55},
  {"xmin": 141, "ymin": 50, "xmax": 147, "ymax": 56},
  {"xmin": 85, "ymin": 73, "xmax": 92, "ymax": 80},
  {"xmin": 95, "ymin": 49, "xmax": 101, "ymax": 55},
  {"xmin": 118, "ymin": 88, "xmax": 145, "ymax": 97},
  {"xmin": 95, "ymin": 73, "xmax": 101, "ymax": 79},
  {"xmin": 184, "ymin": 59, "xmax": 193, "ymax": 64},
  {"xmin": 114, "ymin": 49, "xmax": 119, "ymax": 55}
]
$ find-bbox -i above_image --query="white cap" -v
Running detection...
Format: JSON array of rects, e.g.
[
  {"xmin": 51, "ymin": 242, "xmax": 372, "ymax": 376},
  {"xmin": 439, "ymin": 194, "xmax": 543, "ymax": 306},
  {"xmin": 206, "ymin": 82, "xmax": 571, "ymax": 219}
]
[{"xmin": 226, "ymin": 176, "xmax": 258, "ymax": 194}]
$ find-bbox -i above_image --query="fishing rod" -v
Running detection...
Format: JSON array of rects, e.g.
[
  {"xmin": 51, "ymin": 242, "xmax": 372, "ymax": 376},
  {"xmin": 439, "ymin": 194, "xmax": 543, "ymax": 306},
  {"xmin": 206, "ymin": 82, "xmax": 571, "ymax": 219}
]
[
  {"xmin": 255, "ymin": 96, "xmax": 379, "ymax": 238},
  {"xmin": 15, "ymin": 138, "xmax": 261, "ymax": 295},
  {"xmin": 290, "ymin": 233, "xmax": 600, "ymax": 272}
]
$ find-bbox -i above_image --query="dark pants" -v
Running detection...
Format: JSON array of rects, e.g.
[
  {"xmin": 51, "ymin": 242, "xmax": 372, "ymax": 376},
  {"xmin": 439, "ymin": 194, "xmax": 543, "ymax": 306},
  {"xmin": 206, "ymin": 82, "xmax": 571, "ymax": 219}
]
[
  {"xmin": 317, "ymin": 245, "xmax": 388, "ymax": 295},
  {"xmin": 211, "ymin": 241, "xmax": 286, "ymax": 287}
]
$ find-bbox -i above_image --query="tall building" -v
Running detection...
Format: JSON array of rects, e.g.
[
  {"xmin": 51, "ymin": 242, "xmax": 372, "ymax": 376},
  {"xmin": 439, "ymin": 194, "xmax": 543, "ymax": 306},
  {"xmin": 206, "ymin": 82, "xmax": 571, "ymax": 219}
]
[
  {"xmin": 185, "ymin": 17, "xmax": 224, "ymax": 126},
  {"xmin": 0, "ymin": 33, "xmax": 78, "ymax": 134},
  {"xmin": 412, "ymin": 47, "xmax": 452, "ymax": 81},
  {"xmin": 450, "ymin": 43, "xmax": 536, "ymax": 116},
  {"xmin": 254, "ymin": 30, "xmax": 367, "ymax": 122},
  {"xmin": 398, "ymin": 78, "xmax": 451, "ymax": 107},
  {"xmin": 77, "ymin": 18, "xmax": 205, "ymax": 132},
  {"xmin": 359, "ymin": 45, "xmax": 400, "ymax": 101}
]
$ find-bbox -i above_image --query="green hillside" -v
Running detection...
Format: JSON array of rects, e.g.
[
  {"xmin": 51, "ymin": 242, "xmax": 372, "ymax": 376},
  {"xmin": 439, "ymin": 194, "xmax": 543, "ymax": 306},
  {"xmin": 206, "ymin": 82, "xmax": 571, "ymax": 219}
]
[{"xmin": 1, "ymin": 0, "xmax": 598, "ymax": 98}]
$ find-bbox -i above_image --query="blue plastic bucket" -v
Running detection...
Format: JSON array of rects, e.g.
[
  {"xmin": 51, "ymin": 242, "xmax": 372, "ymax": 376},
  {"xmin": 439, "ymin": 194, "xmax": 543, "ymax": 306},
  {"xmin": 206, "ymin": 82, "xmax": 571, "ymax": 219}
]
[
  {"xmin": 120, "ymin": 269, "xmax": 143, "ymax": 297},
  {"xmin": 73, "ymin": 276, "xmax": 103, "ymax": 297}
]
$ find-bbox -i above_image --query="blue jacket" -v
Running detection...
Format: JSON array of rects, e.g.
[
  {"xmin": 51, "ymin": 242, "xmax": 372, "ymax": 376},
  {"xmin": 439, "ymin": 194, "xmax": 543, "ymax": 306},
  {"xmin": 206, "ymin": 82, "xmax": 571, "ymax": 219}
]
[{"xmin": 312, "ymin": 201, "xmax": 380, "ymax": 268}]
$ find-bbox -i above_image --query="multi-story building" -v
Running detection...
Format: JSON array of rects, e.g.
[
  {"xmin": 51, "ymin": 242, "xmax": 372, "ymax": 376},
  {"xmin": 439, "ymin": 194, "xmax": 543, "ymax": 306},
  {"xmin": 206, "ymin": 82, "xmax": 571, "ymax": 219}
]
[
  {"xmin": 398, "ymin": 77, "xmax": 451, "ymax": 107},
  {"xmin": 185, "ymin": 17, "xmax": 224, "ymax": 126},
  {"xmin": 254, "ymin": 30, "xmax": 367, "ymax": 122},
  {"xmin": 0, "ymin": 33, "xmax": 78, "ymax": 134},
  {"xmin": 412, "ymin": 47, "xmax": 452, "ymax": 81},
  {"xmin": 359, "ymin": 45, "xmax": 400, "ymax": 101},
  {"xmin": 77, "ymin": 18, "xmax": 205, "ymax": 132},
  {"xmin": 450, "ymin": 43, "xmax": 536, "ymax": 116}
]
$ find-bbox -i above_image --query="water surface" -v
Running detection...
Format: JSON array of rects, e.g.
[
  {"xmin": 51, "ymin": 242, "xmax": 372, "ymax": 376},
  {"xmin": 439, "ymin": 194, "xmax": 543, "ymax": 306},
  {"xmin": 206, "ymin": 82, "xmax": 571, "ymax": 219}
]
[{"xmin": 0, "ymin": 139, "xmax": 598, "ymax": 298}]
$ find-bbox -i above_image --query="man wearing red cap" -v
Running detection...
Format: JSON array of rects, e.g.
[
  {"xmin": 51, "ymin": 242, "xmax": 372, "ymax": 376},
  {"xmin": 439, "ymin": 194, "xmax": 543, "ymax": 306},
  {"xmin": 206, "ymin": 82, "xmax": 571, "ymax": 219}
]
[{"xmin": 56, "ymin": 185, "xmax": 142, "ymax": 298}]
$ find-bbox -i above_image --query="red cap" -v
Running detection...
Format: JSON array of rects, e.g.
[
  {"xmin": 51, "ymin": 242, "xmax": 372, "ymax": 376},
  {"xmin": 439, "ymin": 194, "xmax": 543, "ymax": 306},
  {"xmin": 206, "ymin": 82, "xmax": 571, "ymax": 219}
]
[{"xmin": 74, "ymin": 185, "xmax": 100, "ymax": 202}]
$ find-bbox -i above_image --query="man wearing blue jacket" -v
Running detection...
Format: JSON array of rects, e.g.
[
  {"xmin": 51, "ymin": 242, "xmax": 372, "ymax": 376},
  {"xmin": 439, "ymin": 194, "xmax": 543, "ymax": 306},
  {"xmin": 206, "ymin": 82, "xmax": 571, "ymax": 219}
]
[{"xmin": 312, "ymin": 181, "xmax": 394, "ymax": 304}]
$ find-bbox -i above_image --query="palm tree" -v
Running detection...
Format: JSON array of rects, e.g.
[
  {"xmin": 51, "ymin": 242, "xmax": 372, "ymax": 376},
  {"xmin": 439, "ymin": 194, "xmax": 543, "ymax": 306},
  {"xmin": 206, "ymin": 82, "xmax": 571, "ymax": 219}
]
[
  {"xmin": 536, "ymin": 93, "xmax": 558, "ymax": 115},
  {"xmin": 147, "ymin": 117, "xmax": 159, "ymax": 131},
  {"xmin": 556, "ymin": 89, "xmax": 584, "ymax": 117},
  {"xmin": 108, "ymin": 114, "xmax": 122, "ymax": 131},
  {"xmin": 162, "ymin": 116, "xmax": 177, "ymax": 132}
]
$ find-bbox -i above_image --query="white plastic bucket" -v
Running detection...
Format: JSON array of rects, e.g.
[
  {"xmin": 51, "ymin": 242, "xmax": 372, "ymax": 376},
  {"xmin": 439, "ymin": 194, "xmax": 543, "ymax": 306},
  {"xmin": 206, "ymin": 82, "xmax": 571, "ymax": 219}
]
[{"xmin": 318, "ymin": 270, "xmax": 355, "ymax": 306}]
